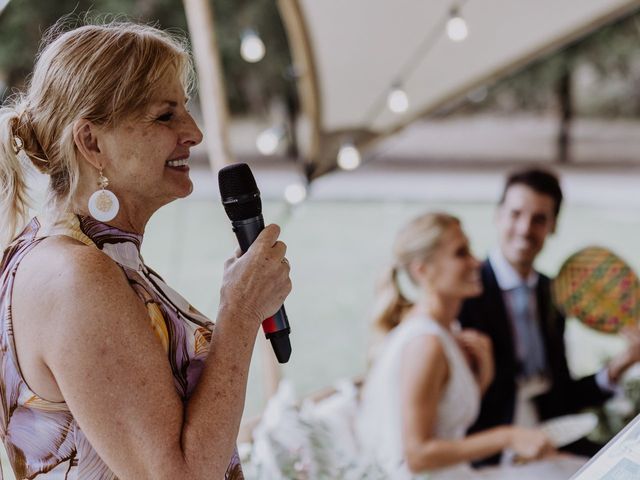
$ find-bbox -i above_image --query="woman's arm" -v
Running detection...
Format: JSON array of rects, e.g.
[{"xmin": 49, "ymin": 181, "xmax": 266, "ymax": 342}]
[
  {"xmin": 13, "ymin": 224, "xmax": 290, "ymax": 480},
  {"xmin": 400, "ymin": 335, "xmax": 552, "ymax": 473}
]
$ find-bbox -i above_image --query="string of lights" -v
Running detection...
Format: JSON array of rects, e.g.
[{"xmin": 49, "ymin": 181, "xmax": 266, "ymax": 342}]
[
  {"xmin": 238, "ymin": 23, "xmax": 310, "ymax": 205},
  {"xmin": 242, "ymin": 2, "xmax": 471, "ymax": 204},
  {"xmin": 335, "ymin": 1, "xmax": 470, "ymax": 178},
  {"xmin": 365, "ymin": 1, "xmax": 469, "ymax": 122},
  {"xmin": 240, "ymin": 28, "xmax": 266, "ymax": 63}
]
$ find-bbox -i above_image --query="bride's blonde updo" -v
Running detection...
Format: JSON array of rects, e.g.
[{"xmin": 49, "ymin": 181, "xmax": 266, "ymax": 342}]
[
  {"xmin": 0, "ymin": 17, "xmax": 195, "ymax": 247},
  {"xmin": 372, "ymin": 212, "xmax": 460, "ymax": 333}
]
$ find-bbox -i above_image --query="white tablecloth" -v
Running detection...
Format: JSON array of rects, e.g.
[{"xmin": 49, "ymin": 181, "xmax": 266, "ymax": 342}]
[{"xmin": 480, "ymin": 455, "xmax": 587, "ymax": 480}]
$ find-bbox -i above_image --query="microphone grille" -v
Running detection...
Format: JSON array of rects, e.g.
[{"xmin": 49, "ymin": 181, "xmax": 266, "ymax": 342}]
[
  {"xmin": 218, "ymin": 163, "xmax": 262, "ymax": 221},
  {"xmin": 218, "ymin": 163, "xmax": 258, "ymax": 198}
]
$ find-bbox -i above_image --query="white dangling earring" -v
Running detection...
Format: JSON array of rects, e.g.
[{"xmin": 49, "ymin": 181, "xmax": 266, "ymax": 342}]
[{"xmin": 88, "ymin": 168, "xmax": 119, "ymax": 222}]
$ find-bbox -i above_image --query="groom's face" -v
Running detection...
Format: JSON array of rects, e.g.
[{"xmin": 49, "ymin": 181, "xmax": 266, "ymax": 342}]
[{"xmin": 495, "ymin": 184, "xmax": 557, "ymax": 274}]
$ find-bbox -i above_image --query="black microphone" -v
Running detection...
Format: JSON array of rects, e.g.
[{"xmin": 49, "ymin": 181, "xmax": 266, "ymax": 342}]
[{"xmin": 218, "ymin": 163, "xmax": 292, "ymax": 364}]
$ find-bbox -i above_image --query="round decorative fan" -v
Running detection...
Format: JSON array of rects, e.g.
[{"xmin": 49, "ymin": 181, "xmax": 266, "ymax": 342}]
[{"xmin": 552, "ymin": 246, "xmax": 640, "ymax": 333}]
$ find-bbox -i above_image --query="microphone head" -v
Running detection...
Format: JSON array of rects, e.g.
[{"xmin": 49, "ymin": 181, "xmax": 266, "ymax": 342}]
[{"xmin": 218, "ymin": 163, "xmax": 262, "ymax": 221}]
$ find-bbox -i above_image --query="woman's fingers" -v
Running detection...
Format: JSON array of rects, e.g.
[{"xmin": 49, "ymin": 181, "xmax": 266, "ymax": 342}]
[{"xmin": 220, "ymin": 224, "xmax": 292, "ymax": 326}]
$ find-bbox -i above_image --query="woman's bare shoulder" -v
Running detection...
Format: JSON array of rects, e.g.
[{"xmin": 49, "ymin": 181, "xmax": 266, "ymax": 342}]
[
  {"xmin": 23, "ymin": 235, "xmax": 125, "ymax": 285},
  {"xmin": 401, "ymin": 334, "xmax": 449, "ymax": 385},
  {"xmin": 405, "ymin": 332, "xmax": 446, "ymax": 359},
  {"xmin": 14, "ymin": 235, "xmax": 138, "ymax": 326},
  {"xmin": 10, "ymin": 233, "xmax": 152, "ymax": 401}
]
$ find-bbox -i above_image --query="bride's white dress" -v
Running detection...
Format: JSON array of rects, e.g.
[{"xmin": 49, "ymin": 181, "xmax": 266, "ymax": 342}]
[
  {"xmin": 356, "ymin": 315, "xmax": 586, "ymax": 480},
  {"xmin": 356, "ymin": 315, "xmax": 481, "ymax": 479}
]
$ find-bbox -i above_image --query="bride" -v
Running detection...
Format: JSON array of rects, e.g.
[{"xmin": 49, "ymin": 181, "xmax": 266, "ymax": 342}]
[{"xmin": 356, "ymin": 212, "xmax": 557, "ymax": 479}]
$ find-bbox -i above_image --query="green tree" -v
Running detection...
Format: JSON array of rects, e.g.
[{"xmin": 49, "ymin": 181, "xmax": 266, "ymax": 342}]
[
  {"xmin": 0, "ymin": 0, "xmax": 296, "ymax": 115},
  {"xmin": 466, "ymin": 9, "xmax": 640, "ymax": 118}
]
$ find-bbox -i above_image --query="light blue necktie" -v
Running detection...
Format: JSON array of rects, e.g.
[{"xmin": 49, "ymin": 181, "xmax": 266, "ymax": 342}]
[{"xmin": 511, "ymin": 284, "xmax": 547, "ymax": 377}]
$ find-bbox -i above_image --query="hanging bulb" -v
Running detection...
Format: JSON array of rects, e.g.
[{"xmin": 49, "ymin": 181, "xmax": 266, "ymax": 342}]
[
  {"xmin": 467, "ymin": 86, "xmax": 488, "ymax": 103},
  {"xmin": 446, "ymin": 9, "xmax": 468, "ymax": 42},
  {"xmin": 284, "ymin": 183, "xmax": 307, "ymax": 205},
  {"xmin": 256, "ymin": 126, "xmax": 282, "ymax": 155},
  {"xmin": 337, "ymin": 141, "xmax": 361, "ymax": 170},
  {"xmin": 240, "ymin": 29, "xmax": 266, "ymax": 63},
  {"xmin": 387, "ymin": 85, "xmax": 410, "ymax": 113}
]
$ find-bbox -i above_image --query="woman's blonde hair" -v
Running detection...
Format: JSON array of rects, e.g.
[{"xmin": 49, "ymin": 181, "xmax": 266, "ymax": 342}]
[
  {"xmin": 0, "ymin": 18, "xmax": 195, "ymax": 247},
  {"xmin": 372, "ymin": 212, "xmax": 460, "ymax": 333}
]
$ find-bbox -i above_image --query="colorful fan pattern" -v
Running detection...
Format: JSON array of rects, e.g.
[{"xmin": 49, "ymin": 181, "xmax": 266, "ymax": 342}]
[{"xmin": 553, "ymin": 246, "xmax": 640, "ymax": 333}]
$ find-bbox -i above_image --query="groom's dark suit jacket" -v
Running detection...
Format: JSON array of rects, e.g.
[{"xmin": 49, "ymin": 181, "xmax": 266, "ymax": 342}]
[{"xmin": 458, "ymin": 260, "xmax": 612, "ymax": 464}]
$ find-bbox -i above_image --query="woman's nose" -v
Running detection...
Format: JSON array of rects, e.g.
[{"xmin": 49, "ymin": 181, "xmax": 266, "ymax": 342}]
[{"xmin": 180, "ymin": 113, "xmax": 203, "ymax": 146}]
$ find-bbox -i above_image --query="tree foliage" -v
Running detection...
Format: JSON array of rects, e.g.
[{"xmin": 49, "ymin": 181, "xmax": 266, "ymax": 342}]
[
  {"xmin": 464, "ymin": 9, "xmax": 640, "ymax": 117},
  {"xmin": 209, "ymin": 0, "xmax": 295, "ymax": 114},
  {"xmin": 0, "ymin": 0, "xmax": 296, "ymax": 115},
  {"xmin": 2, "ymin": 1, "xmax": 640, "ymax": 118}
]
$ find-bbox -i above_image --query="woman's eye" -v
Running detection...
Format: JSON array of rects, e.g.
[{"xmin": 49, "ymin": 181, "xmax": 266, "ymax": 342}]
[{"xmin": 157, "ymin": 112, "xmax": 174, "ymax": 122}]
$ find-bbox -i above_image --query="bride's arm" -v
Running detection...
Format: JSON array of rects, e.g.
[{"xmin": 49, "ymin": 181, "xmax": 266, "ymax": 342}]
[{"xmin": 400, "ymin": 335, "xmax": 552, "ymax": 473}]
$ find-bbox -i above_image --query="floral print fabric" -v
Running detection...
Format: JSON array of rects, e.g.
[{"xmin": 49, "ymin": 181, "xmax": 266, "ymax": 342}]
[{"xmin": 0, "ymin": 214, "xmax": 244, "ymax": 479}]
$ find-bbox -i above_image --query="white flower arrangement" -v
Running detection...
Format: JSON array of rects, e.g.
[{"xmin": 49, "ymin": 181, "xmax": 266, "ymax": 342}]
[{"xmin": 241, "ymin": 380, "xmax": 388, "ymax": 480}]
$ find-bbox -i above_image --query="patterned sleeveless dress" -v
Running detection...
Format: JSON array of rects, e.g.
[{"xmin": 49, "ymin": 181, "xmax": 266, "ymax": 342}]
[{"xmin": 0, "ymin": 213, "xmax": 244, "ymax": 479}]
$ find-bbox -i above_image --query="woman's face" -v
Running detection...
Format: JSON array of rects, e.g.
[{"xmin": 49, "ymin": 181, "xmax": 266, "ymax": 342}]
[
  {"xmin": 417, "ymin": 224, "xmax": 482, "ymax": 300},
  {"xmin": 97, "ymin": 71, "xmax": 203, "ymax": 213}
]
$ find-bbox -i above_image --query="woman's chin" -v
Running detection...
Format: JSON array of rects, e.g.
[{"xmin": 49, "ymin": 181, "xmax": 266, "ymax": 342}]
[
  {"xmin": 156, "ymin": 183, "xmax": 193, "ymax": 208},
  {"xmin": 169, "ymin": 178, "xmax": 194, "ymax": 199},
  {"xmin": 463, "ymin": 284, "xmax": 483, "ymax": 299},
  {"xmin": 178, "ymin": 182, "xmax": 194, "ymax": 198}
]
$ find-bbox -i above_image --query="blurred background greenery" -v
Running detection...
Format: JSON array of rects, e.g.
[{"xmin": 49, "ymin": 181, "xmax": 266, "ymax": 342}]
[{"xmin": 3, "ymin": 0, "xmax": 640, "ymax": 123}]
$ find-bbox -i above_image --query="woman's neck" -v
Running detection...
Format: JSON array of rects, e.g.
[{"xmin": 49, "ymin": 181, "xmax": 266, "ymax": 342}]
[
  {"xmin": 412, "ymin": 293, "xmax": 461, "ymax": 330},
  {"xmin": 70, "ymin": 195, "xmax": 151, "ymax": 235}
]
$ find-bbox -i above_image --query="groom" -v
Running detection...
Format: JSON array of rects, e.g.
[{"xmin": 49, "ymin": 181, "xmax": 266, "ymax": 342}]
[{"xmin": 459, "ymin": 167, "xmax": 640, "ymax": 465}]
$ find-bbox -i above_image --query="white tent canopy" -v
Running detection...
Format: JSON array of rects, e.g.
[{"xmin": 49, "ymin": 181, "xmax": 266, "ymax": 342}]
[{"xmin": 278, "ymin": 0, "xmax": 640, "ymax": 177}]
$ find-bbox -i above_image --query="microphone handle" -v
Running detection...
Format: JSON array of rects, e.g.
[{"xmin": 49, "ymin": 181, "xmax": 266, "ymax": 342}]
[{"xmin": 232, "ymin": 215, "xmax": 291, "ymax": 363}]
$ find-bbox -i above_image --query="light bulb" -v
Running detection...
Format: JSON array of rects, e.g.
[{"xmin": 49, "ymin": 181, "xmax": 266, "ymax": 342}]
[
  {"xmin": 387, "ymin": 86, "xmax": 409, "ymax": 113},
  {"xmin": 467, "ymin": 86, "xmax": 488, "ymax": 103},
  {"xmin": 337, "ymin": 142, "xmax": 361, "ymax": 170},
  {"xmin": 240, "ymin": 29, "xmax": 266, "ymax": 63},
  {"xmin": 446, "ymin": 14, "xmax": 468, "ymax": 42},
  {"xmin": 284, "ymin": 183, "xmax": 307, "ymax": 205},
  {"xmin": 256, "ymin": 127, "xmax": 281, "ymax": 155}
]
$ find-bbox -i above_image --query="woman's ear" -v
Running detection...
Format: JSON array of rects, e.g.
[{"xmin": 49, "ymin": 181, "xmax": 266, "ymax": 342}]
[
  {"xmin": 408, "ymin": 259, "xmax": 429, "ymax": 286},
  {"xmin": 73, "ymin": 119, "xmax": 103, "ymax": 169}
]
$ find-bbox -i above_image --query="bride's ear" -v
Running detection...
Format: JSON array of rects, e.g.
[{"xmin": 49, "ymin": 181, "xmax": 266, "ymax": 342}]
[{"xmin": 408, "ymin": 259, "xmax": 429, "ymax": 284}]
